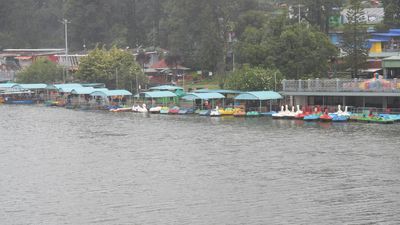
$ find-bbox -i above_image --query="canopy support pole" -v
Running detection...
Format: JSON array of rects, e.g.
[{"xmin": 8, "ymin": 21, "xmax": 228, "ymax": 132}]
[{"xmin": 269, "ymin": 100, "xmax": 272, "ymax": 112}]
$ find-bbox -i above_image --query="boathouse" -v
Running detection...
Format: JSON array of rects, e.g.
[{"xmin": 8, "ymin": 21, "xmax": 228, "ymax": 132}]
[
  {"xmin": 135, "ymin": 91, "xmax": 178, "ymax": 107},
  {"xmin": 234, "ymin": 91, "xmax": 283, "ymax": 112},
  {"xmin": 281, "ymin": 78, "xmax": 400, "ymax": 111},
  {"xmin": 182, "ymin": 92, "xmax": 225, "ymax": 109}
]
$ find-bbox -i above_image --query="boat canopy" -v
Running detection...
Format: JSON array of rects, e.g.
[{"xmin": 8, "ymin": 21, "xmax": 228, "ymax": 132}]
[
  {"xmin": 135, "ymin": 91, "xmax": 177, "ymax": 98},
  {"xmin": 149, "ymin": 85, "xmax": 183, "ymax": 91},
  {"xmin": 182, "ymin": 92, "xmax": 225, "ymax": 101},
  {"xmin": 235, "ymin": 91, "xmax": 283, "ymax": 101},
  {"xmin": 91, "ymin": 89, "xmax": 132, "ymax": 97},
  {"xmin": 19, "ymin": 83, "xmax": 47, "ymax": 90},
  {"xmin": 194, "ymin": 89, "xmax": 242, "ymax": 94}
]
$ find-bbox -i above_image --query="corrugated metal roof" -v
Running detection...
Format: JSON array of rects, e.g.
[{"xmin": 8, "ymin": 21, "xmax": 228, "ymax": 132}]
[
  {"xmin": 182, "ymin": 92, "xmax": 225, "ymax": 100},
  {"xmin": 135, "ymin": 91, "xmax": 177, "ymax": 98},
  {"xmin": 235, "ymin": 91, "xmax": 282, "ymax": 100}
]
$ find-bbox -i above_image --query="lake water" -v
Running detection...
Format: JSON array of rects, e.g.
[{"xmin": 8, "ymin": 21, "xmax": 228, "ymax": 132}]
[{"xmin": 1, "ymin": 105, "xmax": 400, "ymax": 224}]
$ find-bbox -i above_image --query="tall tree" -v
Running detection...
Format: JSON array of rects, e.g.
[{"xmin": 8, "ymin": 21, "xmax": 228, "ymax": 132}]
[
  {"xmin": 383, "ymin": 0, "xmax": 400, "ymax": 27},
  {"xmin": 341, "ymin": 0, "xmax": 368, "ymax": 78},
  {"xmin": 225, "ymin": 65, "xmax": 283, "ymax": 91},
  {"xmin": 298, "ymin": 0, "xmax": 343, "ymax": 33}
]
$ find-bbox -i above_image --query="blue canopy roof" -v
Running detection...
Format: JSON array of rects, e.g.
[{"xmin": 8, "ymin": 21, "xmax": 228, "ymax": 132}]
[
  {"xmin": 182, "ymin": 92, "xmax": 225, "ymax": 101},
  {"xmin": 235, "ymin": 91, "xmax": 282, "ymax": 101},
  {"xmin": 135, "ymin": 91, "xmax": 177, "ymax": 98},
  {"xmin": 19, "ymin": 83, "xmax": 47, "ymax": 90},
  {"xmin": 70, "ymin": 87, "xmax": 109, "ymax": 95},
  {"xmin": 0, "ymin": 83, "xmax": 20, "ymax": 89},
  {"xmin": 194, "ymin": 89, "xmax": 243, "ymax": 94},
  {"xmin": 149, "ymin": 85, "xmax": 183, "ymax": 91},
  {"xmin": 70, "ymin": 87, "xmax": 96, "ymax": 95},
  {"xmin": 373, "ymin": 32, "xmax": 400, "ymax": 37},
  {"xmin": 91, "ymin": 89, "xmax": 132, "ymax": 97},
  {"xmin": 54, "ymin": 83, "xmax": 83, "ymax": 92}
]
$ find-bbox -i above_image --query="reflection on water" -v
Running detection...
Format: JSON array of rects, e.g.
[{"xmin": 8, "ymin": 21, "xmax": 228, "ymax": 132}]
[{"xmin": 1, "ymin": 105, "xmax": 400, "ymax": 225}]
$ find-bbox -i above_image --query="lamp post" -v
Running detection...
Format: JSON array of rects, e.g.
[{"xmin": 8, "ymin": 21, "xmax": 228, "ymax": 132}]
[{"xmin": 61, "ymin": 18, "xmax": 70, "ymax": 83}]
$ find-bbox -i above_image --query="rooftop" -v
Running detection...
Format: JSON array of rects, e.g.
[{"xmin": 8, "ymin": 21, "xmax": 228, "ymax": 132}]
[{"xmin": 235, "ymin": 91, "xmax": 283, "ymax": 101}]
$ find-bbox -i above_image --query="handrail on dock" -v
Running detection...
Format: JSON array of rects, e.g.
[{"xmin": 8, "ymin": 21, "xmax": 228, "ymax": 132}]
[{"xmin": 282, "ymin": 78, "xmax": 400, "ymax": 93}]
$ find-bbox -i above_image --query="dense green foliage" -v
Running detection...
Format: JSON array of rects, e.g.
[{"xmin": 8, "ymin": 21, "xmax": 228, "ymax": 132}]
[
  {"xmin": 383, "ymin": 0, "xmax": 400, "ymax": 27},
  {"xmin": 225, "ymin": 65, "xmax": 283, "ymax": 91},
  {"xmin": 236, "ymin": 14, "xmax": 338, "ymax": 79},
  {"xmin": 0, "ymin": 0, "xmax": 364, "ymax": 81},
  {"xmin": 76, "ymin": 47, "xmax": 146, "ymax": 92},
  {"xmin": 341, "ymin": 0, "xmax": 368, "ymax": 78},
  {"xmin": 17, "ymin": 58, "xmax": 63, "ymax": 83}
]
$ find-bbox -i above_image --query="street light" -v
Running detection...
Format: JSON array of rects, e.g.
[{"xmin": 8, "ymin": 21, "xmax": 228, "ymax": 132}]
[
  {"xmin": 297, "ymin": 3, "xmax": 304, "ymax": 24},
  {"xmin": 61, "ymin": 18, "xmax": 70, "ymax": 83}
]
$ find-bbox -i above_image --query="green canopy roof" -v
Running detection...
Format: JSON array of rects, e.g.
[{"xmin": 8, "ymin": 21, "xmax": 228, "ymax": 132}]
[
  {"xmin": 182, "ymin": 92, "xmax": 225, "ymax": 101},
  {"xmin": 234, "ymin": 91, "xmax": 282, "ymax": 101},
  {"xmin": 149, "ymin": 85, "xmax": 184, "ymax": 91},
  {"xmin": 91, "ymin": 89, "xmax": 132, "ymax": 97},
  {"xmin": 194, "ymin": 89, "xmax": 242, "ymax": 94},
  {"xmin": 135, "ymin": 91, "xmax": 177, "ymax": 98}
]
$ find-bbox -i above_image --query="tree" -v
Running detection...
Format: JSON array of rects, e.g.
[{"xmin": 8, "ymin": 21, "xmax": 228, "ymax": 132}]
[
  {"xmin": 341, "ymin": 0, "xmax": 368, "ymax": 78},
  {"xmin": 299, "ymin": 0, "xmax": 343, "ymax": 33},
  {"xmin": 236, "ymin": 15, "xmax": 337, "ymax": 79},
  {"xmin": 17, "ymin": 58, "xmax": 63, "ymax": 83},
  {"xmin": 76, "ymin": 47, "xmax": 147, "ymax": 92},
  {"xmin": 383, "ymin": 0, "xmax": 400, "ymax": 28},
  {"xmin": 225, "ymin": 65, "xmax": 283, "ymax": 91},
  {"xmin": 274, "ymin": 24, "xmax": 338, "ymax": 79}
]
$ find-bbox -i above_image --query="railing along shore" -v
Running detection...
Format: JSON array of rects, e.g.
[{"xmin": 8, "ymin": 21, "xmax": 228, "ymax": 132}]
[{"xmin": 282, "ymin": 78, "xmax": 400, "ymax": 93}]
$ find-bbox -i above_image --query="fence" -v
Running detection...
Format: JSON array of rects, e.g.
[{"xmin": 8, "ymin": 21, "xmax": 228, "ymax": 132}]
[{"xmin": 282, "ymin": 78, "xmax": 400, "ymax": 93}]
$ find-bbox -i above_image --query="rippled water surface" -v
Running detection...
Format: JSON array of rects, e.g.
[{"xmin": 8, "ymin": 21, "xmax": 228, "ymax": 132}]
[{"xmin": 1, "ymin": 105, "xmax": 400, "ymax": 224}]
